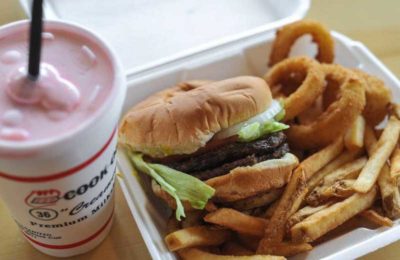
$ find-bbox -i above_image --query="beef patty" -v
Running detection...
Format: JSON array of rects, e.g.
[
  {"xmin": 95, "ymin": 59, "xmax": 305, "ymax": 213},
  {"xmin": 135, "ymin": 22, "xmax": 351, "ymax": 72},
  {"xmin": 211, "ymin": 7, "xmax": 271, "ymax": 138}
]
[{"xmin": 159, "ymin": 132, "xmax": 288, "ymax": 180}]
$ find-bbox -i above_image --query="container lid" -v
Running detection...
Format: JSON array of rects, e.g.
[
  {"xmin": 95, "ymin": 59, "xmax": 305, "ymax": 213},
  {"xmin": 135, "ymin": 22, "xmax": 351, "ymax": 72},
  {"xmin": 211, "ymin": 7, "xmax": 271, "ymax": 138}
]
[{"xmin": 20, "ymin": 0, "xmax": 310, "ymax": 76}]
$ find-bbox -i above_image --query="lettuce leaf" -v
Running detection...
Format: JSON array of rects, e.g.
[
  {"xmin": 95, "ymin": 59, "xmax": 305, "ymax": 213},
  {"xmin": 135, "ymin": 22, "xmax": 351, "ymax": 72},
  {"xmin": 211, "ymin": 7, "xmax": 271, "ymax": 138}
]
[
  {"xmin": 129, "ymin": 153, "xmax": 215, "ymax": 220},
  {"xmin": 238, "ymin": 120, "xmax": 289, "ymax": 142}
]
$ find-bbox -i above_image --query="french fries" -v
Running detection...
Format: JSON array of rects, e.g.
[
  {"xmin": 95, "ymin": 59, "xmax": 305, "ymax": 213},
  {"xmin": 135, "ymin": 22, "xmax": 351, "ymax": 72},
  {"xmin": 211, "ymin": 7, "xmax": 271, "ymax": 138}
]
[
  {"xmin": 306, "ymin": 150, "xmax": 360, "ymax": 192},
  {"xmin": 319, "ymin": 179, "xmax": 355, "ymax": 199},
  {"xmin": 256, "ymin": 241, "xmax": 312, "ymax": 257},
  {"xmin": 322, "ymin": 157, "xmax": 366, "ymax": 185},
  {"xmin": 291, "ymin": 186, "xmax": 377, "ymax": 243},
  {"xmin": 230, "ymin": 189, "xmax": 283, "ymax": 211},
  {"xmin": 178, "ymin": 248, "xmax": 285, "ymax": 260},
  {"xmin": 390, "ymin": 146, "xmax": 400, "ymax": 178},
  {"xmin": 307, "ymin": 179, "xmax": 355, "ymax": 206},
  {"xmin": 377, "ymin": 163, "xmax": 400, "ymax": 219},
  {"xmin": 260, "ymin": 169, "xmax": 307, "ymax": 243},
  {"xmin": 344, "ymin": 116, "xmax": 366, "ymax": 152},
  {"xmin": 204, "ymin": 208, "xmax": 268, "ymax": 237},
  {"xmin": 360, "ymin": 209, "xmax": 393, "ymax": 227},
  {"xmin": 286, "ymin": 203, "xmax": 333, "ymax": 229},
  {"xmin": 298, "ymin": 137, "xmax": 344, "ymax": 180},
  {"xmin": 165, "ymin": 226, "xmax": 231, "ymax": 251},
  {"xmin": 354, "ymin": 116, "xmax": 400, "ymax": 193},
  {"xmin": 364, "ymin": 125, "xmax": 400, "ymax": 218},
  {"xmin": 306, "ymin": 158, "xmax": 366, "ymax": 206}
]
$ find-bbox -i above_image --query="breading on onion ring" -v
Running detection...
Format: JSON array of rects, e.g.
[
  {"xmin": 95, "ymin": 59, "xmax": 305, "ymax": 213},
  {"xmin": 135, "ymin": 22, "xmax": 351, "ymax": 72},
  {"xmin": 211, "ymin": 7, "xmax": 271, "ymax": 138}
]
[
  {"xmin": 268, "ymin": 20, "xmax": 335, "ymax": 67},
  {"xmin": 264, "ymin": 56, "xmax": 325, "ymax": 121},
  {"xmin": 287, "ymin": 65, "xmax": 366, "ymax": 149},
  {"xmin": 352, "ymin": 69, "xmax": 392, "ymax": 126}
]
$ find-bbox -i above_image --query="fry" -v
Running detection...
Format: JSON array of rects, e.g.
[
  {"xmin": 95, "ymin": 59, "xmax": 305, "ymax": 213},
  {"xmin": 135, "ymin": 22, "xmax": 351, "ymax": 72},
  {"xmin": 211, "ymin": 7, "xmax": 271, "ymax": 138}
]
[
  {"xmin": 354, "ymin": 116, "xmax": 400, "ymax": 193},
  {"xmin": 307, "ymin": 179, "xmax": 355, "ymax": 206},
  {"xmin": 307, "ymin": 150, "xmax": 360, "ymax": 191},
  {"xmin": 323, "ymin": 157, "xmax": 366, "ymax": 185},
  {"xmin": 256, "ymin": 241, "xmax": 312, "ymax": 257},
  {"xmin": 221, "ymin": 241, "xmax": 254, "ymax": 256},
  {"xmin": 229, "ymin": 189, "xmax": 283, "ymax": 211},
  {"xmin": 260, "ymin": 169, "xmax": 308, "ymax": 243},
  {"xmin": 390, "ymin": 146, "xmax": 400, "ymax": 178},
  {"xmin": 291, "ymin": 186, "xmax": 377, "ymax": 243},
  {"xmin": 364, "ymin": 124, "xmax": 378, "ymax": 153},
  {"xmin": 344, "ymin": 116, "xmax": 366, "ymax": 151},
  {"xmin": 178, "ymin": 248, "xmax": 285, "ymax": 260},
  {"xmin": 306, "ymin": 158, "xmax": 366, "ymax": 206},
  {"xmin": 364, "ymin": 125, "xmax": 400, "ymax": 218},
  {"xmin": 204, "ymin": 208, "xmax": 268, "ymax": 237},
  {"xmin": 378, "ymin": 165, "xmax": 400, "ymax": 219},
  {"xmin": 298, "ymin": 137, "xmax": 344, "ymax": 180},
  {"xmin": 319, "ymin": 179, "xmax": 355, "ymax": 198},
  {"xmin": 287, "ymin": 203, "xmax": 333, "ymax": 229},
  {"xmin": 261, "ymin": 138, "xmax": 343, "ymax": 237},
  {"xmin": 165, "ymin": 226, "xmax": 231, "ymax": 251},
  {"xmin": 360, "ymin": 209, "xmax": 393, "ymax": 227}
]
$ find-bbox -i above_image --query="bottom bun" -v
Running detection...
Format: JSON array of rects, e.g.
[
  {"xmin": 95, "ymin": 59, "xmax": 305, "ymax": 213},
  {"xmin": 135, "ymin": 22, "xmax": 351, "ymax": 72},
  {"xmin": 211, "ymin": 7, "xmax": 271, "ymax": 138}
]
[
  {"xmin": 152, "ymin": 153, "xmax": 299, "ymax": 210},
  {"xmin": 206, "ymin": 153, "xmax": 299, "ymax": 202}
]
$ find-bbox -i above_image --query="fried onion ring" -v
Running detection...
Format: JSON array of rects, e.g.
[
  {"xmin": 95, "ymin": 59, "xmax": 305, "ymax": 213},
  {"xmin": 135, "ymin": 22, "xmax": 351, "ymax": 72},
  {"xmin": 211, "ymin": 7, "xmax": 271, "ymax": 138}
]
[
  {"xmin": 352, "ymin": 69, "xmax": 392, "ymax": 126},
  {"xmin": 287, "ymin": 65, "xmax": 366, "ymax": 149},
  {"xmin": 264, "ymin": 56, "xmax": 325, "ymax": 121},
  {"xmin": 268, "ymin": 20, "xmax": 335, "ymax": 66}
]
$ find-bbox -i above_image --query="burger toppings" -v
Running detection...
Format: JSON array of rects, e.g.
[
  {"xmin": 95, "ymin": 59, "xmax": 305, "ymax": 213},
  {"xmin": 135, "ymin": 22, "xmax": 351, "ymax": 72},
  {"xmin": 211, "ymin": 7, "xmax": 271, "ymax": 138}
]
[
  {"xmin": 130, "ymin": 153, "xmax": 215, "ymax": 220},
  {"xmin": 214, "ymin": 100, "xmax": 286, "ymax": 140}
]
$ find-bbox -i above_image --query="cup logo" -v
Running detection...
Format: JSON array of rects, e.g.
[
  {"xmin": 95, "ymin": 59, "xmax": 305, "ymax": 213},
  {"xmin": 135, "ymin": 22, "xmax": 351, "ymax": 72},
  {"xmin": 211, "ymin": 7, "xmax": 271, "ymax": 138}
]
[{"xmin": 24, "ymin": 189, "xmax": 61, "ymax": 208}]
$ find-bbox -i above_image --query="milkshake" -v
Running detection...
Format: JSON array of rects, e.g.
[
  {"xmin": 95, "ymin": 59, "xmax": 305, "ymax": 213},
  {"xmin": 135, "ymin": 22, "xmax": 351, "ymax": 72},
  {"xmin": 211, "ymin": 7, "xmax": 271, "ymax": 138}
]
[{"xmin": 0, "ymin": 20, "xmax": 125, "ymax": 257}]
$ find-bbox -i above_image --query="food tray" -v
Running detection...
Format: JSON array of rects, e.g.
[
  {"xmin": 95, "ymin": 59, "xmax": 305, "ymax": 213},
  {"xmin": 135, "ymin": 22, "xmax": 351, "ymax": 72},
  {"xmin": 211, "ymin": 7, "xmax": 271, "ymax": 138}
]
[
  {"xmin": 19, "ymin": 0, "xmax": 309, "ymax": 77},
  {"xmin": 116, "ymin": 31, "xmax": 400, "ymax": 260},
  {"xmin": 19, "ymin": 0, "xmax": 400, "ymax": 259}
]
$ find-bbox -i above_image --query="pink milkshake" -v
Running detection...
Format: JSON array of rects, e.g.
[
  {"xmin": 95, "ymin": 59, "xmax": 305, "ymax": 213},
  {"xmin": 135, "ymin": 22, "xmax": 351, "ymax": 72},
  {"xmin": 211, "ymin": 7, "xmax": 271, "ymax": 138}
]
[{"xmin": 0, "ymin": 20, "xmax": 125, "ymax": 257}]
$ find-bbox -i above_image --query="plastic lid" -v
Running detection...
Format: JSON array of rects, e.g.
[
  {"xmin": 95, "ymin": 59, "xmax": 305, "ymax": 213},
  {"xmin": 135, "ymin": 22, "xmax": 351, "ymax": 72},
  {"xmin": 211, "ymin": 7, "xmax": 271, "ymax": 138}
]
[{"xmin": 21, "ymin": 0, "xmax": 309, "ymax": 76}]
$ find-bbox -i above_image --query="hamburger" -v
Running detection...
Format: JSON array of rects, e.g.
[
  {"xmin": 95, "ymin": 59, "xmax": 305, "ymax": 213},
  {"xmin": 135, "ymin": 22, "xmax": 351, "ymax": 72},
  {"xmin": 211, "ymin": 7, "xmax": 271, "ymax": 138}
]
[{"xmin": 119, "ymin": 76, "xmax": 298, "ymax": 220}]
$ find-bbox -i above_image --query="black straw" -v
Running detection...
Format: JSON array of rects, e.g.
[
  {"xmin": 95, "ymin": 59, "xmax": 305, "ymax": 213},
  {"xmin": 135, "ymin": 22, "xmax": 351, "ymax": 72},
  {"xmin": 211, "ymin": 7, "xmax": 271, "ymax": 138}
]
[{"xmin": 28, "ymin": 0, "xmax": 43, "ymax": 80}]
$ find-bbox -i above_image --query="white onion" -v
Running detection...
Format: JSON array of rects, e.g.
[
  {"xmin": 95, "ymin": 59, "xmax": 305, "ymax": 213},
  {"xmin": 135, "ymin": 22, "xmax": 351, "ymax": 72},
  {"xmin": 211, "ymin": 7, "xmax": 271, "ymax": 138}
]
[{"xmin": 214, "ymin": 100, "xmax": 282, "ymax": 140}]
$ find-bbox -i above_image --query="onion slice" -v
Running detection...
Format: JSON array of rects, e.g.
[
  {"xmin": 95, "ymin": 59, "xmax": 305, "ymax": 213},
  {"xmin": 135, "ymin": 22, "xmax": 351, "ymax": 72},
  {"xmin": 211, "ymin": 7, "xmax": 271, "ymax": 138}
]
[{"xmin": 214, "ymin": 100, "xmax": 282, "ymax": 140}]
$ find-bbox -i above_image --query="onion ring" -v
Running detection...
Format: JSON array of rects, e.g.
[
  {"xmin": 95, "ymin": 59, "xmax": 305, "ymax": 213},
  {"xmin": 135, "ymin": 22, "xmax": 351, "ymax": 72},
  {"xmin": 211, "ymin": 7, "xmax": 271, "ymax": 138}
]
[
  {"xmin": 286, "ymin": 64, "xmax": 366, "ymax": 149},
  {"xmin": 264, "ymin": 56, "xmax": 325, "ymax": 121},
  {"xmin": 268, "ymin": 20, "xmax": 335, "ymax": 67},
  {"xmin": 352, "ymin": 69, "xmax": 392, "ymax": 126}
]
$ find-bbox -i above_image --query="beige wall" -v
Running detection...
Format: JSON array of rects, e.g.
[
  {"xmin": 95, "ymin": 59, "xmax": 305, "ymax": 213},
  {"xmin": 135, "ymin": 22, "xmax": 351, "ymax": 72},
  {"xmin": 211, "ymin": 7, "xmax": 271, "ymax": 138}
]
[{"xmin": 0, "ymin": 0, "xmax": 26, "ymax": 25}]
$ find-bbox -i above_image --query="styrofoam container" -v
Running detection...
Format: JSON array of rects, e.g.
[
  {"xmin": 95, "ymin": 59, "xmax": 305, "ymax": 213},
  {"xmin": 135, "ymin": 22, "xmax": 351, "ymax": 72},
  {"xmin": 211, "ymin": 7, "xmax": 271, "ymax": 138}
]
[{"xmin": 20, "ymin": 0, "xmax": 400, "ymax": 259}]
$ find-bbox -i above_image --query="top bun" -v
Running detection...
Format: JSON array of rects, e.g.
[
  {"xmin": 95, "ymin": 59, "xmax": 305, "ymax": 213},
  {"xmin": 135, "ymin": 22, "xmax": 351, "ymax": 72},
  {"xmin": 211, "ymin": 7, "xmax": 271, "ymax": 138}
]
[{"xmin": 119, "ymin": 76, "xmax": 272, "ymax": 157}]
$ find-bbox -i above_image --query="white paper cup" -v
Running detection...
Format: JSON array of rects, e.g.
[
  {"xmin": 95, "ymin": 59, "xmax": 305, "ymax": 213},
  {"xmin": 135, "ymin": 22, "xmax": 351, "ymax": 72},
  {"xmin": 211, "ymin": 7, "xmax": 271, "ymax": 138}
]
[{"xmin": 0, "ymin": 20, "xmax": 126, "ymax": 257}]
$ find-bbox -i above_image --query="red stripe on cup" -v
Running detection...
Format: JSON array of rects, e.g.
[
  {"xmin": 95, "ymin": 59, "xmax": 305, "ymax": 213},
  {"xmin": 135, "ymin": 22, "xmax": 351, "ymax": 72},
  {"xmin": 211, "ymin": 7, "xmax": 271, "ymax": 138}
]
[
  {"xmin": 23, "ymin": 209, "xmax": 114, "ymax": 250},
  {"xmin": 0, "ymin": 127, "xmax": 117, "ymax": 183}
]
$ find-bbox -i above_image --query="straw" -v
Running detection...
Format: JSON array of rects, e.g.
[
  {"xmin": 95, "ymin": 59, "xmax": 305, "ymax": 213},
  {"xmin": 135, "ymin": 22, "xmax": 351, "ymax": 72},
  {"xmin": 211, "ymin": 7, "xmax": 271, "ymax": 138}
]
[{"xmin": 28, "ymin": 0, "xmax": 43, "ymax": 80}]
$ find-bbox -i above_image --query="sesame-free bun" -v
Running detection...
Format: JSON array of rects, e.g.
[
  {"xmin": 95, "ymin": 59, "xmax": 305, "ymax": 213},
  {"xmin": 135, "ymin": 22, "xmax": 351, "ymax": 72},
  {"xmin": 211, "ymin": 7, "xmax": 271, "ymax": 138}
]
[
  {"xmin": 152, "ymin": 153, "xmax": 299, "ymax": 208},
  {"xmin": 119, "ymin": 76, "xmax": 272, "ymax": 157}
]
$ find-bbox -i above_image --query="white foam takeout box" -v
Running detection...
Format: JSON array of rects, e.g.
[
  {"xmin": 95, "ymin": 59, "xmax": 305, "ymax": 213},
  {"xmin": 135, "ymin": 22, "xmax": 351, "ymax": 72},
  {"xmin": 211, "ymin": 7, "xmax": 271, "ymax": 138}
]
[{"xmin": 20, "ymin": 0, "xmax": 400, "ymax": 259}]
